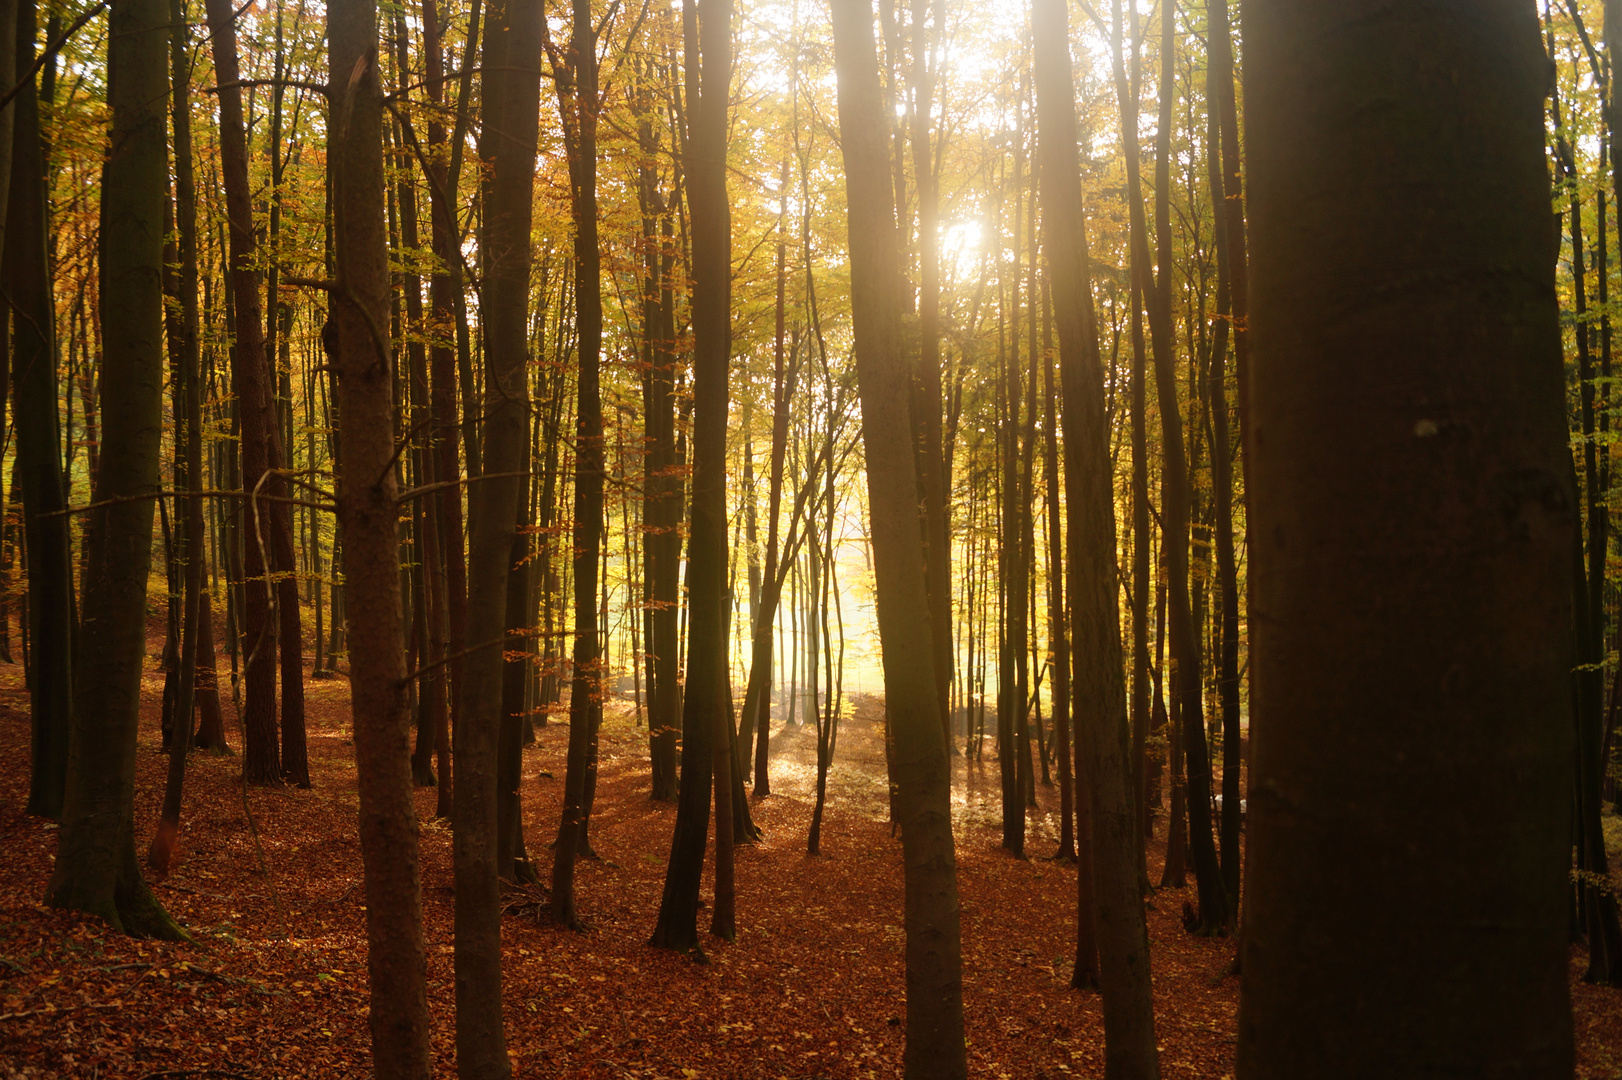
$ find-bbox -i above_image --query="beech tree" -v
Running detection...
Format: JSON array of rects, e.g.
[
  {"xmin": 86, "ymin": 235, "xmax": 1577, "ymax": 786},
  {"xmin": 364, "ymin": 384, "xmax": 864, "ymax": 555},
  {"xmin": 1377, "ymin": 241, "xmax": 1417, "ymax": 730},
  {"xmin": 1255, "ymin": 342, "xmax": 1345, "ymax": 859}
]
[
  {"xmin": 328, "ymin": 0, "xmax": 432, "ymax": 1073},
  {"xmin": 651, "ymin": 0, "xmax": 734, "ymax": 957},
  {"xmin": 15, "ymin": 0, "xmax": 71, "ymax": 822},
  {"xmin": 45, "ymin": 0, "xmax": 181, "ymax": 940},
  {"xmin": 1239, "ymin": 2, "xmax": 1576, "ymax": 1074},
  {"xmin": 1033, "ymin": 0, "xmax": 1158, "ymax": 1071},
  {"xmin": 830, "ymin": 0, "xmax": 965, "ymax": 1072},
  {"xmin": 455, "ymin": 0, "xmax": 540, "ymax": 1070}
]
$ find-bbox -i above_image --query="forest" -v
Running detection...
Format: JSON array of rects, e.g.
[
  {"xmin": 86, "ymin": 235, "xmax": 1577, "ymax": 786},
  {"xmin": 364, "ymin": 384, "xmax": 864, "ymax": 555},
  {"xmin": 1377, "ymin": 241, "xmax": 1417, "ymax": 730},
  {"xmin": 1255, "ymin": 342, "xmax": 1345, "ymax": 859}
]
[{"xmin": 0, "ymin": 0, "xmax": 1619, "ymax": 1076}]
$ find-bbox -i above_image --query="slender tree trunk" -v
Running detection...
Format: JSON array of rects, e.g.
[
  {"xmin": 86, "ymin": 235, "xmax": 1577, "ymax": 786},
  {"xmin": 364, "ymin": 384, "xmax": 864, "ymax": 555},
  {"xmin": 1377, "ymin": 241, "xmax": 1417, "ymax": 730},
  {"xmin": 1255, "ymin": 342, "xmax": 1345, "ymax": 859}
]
[
  {"xmin": 831, "ymin": 1, "xmax": 965, "ymax": 1072},
  {"xmin": 148, "ymin": 0, "xmax": 207, "ymax": 873},
  {"xmin": 328, "ymin": 4, "xmax": 433, "ymax": 1073},
  {"xmin": 455, "ymin": 0, "xmax": 537, "ymax": 1070},
  {"xmin": 638, "ymin": 83, "xmax": 680, "ymax": 800},
  {"xmin": 740, "ymin": 161, "xmax": 793, "ymax": 793},
  {"xmin": 651, "ymin": 0, "xmax": 733, "ymax": 957},
  {"xmin": 1042, "ymin": 290, "xmax": 1077, "ymax": 865},
  {"xmin": 551, "ymin": 0, "xmax": 607, "ymax": 931},
  {"xmin": 1033, "ymin": 0, "xmax": 1159, "ymax": 1072},
  {"xmin": 1118, "ymin": 0, "xmax": 1228, "ymax": 933},
  {"xmin": 423, "ymin": 0, "xmax": 471, "ymax": 819},
  {"xmin": 13, "ymin": 0, "xmax": 72, "ymax": 821},
  {"xmin": 1238, "ymin": 4, "xmax": 1575, "ymax": 1074},
  {"xmin": 204, "ymin": 0, "xmax": 285, "ymax": 786},
  {"xmin": 908, "ymin": 0, "xmax": 952, "ymax": 754},
  {"xmin": 1202, "ymin": 16, "xmax": 1243, "ymax": 918}
]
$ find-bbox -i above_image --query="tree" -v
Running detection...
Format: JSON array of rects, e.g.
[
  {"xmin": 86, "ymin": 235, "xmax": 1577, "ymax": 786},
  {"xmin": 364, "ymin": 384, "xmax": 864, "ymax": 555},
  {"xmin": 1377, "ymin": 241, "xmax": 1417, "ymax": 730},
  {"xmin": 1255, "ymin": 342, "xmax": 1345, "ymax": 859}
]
[
  {"xmin": 650, "ymin": 0, "xmax": 734, "ymax": 958},
  {"xmin": 14, "ymin": 0, "xmax": 72, "ymax": 822},
  {"xmin": 551, "ymin": 0, "xmax": 609, "ymax": 931},
  {"xmin": 455, "ymin": 0, "xmax": 540, "ymax": 1069},
  {"xmin": 147, "ymin": 0, "xmax": 207, "ymax": 877},
  {"xmin": 1238, "ymin": 3, "xmax": 1576, "ymax": 1074},
  {"xmin": 1033, "ymin": 0, "xmax": 1159, "ymax": 1072},
  {"xmin": 328, "ymin": 0, "xmax": 433, "ymax": 1072},
  {"xmin": 204, "ymin": 0, "xmax": 289, "ymax": 787},
  {"xmin": 46, "ymin": 0, "xmax": 183, "ymax": 940},
  {"xmin": 830, "ymin": 0, "xmax": 965, "ymax": 1073}
]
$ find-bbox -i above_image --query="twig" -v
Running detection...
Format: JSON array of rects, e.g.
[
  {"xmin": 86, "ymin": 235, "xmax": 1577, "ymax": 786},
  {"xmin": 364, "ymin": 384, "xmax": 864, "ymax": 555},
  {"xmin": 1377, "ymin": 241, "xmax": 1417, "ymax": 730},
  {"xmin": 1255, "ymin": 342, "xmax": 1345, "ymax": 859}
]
[
  {"xmin": 44, "ymin": 488, "xmax": 335, "ymax": 519},
  {"xmin": 0, "ymin": 0, "xmax": 110, "ymax": 116},
  {"xmin": 400, "ymin": 636, "xmax": 507, "ymax": 686},
  {"xmin": 206, "ymin": 77, "xmax": 329, "ymax": 98},
  {"xmin": 396, "ymin": 470, "xmax": 533, "ymax": 504}
]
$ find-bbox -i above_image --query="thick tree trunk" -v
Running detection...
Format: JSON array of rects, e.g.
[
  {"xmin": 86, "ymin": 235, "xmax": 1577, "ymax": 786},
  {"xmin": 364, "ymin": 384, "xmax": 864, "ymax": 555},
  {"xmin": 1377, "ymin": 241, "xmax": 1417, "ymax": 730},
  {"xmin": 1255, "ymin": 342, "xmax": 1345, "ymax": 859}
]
[
  {"xmin": 497, "ymin": 425, "xmax": 536, "ymax": 884},
  {"xmin": 328, "ymin": 4, "xmax": 433, "ymax": 1074},
  {"xmin": 1033, "ymin": 0, "xmax": 1159, "ymax": 1073},
  {"xmin": 830, "ymin": 1, "xmax": 965, "ymax": 1074},
  {"xmin": 45, "ymin": 0, "xmax": 181, "ymax": 940},
  {"xmin": 1238, "ymin": 4, "xmax": 1575, "ymax": 1074}
]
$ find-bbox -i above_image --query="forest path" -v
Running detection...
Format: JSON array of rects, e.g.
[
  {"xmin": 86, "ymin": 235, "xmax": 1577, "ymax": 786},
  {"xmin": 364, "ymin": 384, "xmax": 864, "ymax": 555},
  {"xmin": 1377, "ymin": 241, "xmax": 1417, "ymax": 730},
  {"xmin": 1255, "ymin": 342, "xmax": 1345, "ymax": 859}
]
[{"xmin": 0, "ymin": 642, "xmax": 1616, "ymax": 1077}]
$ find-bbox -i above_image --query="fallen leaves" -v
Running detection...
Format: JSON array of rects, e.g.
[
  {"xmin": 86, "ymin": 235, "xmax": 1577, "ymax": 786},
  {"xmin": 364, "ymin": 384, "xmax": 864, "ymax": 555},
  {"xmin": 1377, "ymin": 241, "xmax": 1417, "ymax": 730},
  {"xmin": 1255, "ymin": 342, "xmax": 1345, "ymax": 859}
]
[{"xmin": 0, "ymin": 651, "xmax": 1617, "ymax": 1078}]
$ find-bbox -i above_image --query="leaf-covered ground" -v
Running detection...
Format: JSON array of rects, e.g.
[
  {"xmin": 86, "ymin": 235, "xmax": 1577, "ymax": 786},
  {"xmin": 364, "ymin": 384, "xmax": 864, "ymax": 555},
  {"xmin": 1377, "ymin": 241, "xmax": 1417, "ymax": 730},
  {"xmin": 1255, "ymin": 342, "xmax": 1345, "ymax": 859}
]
[{"xmin": 0, "ymin": 649, "xmax": 1618, "ymax": 1079}]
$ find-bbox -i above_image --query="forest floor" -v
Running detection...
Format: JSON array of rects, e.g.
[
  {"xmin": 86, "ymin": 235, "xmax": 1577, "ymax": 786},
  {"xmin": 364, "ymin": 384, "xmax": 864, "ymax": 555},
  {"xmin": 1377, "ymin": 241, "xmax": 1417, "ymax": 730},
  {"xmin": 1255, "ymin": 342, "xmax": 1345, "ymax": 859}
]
[{"xmin": 0, "ymin": 639, "xmax": 1620, "ymax": 1079}]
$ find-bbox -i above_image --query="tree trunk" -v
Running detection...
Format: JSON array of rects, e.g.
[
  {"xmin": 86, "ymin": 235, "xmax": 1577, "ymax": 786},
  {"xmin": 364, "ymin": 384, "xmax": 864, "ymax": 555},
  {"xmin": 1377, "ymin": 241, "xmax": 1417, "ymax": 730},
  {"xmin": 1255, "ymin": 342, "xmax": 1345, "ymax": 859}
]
[
  {"xmin": 328, "ymin": 3, "xmax": 433, "ymax": 1072},
  {"xmin": 455, "ymin": 0, "xmax": 538, "ymax": 1070},
  {"xmin": 639, "ymin": 85, "xmax": 681, "ymax": 801},
  {"xmin": 1202, "ymin": 13, "xmax": 1243, "ymax": 918},
  {"xmin": 907, "ymin": 0, "xmax": 952, "ymax": 755},
  {"xmin": 148, "ymin": 0, "xmax": 207, "ymax": 873},
  {"xmin": 1119, "ymin": 0, "xmax": 1228, "ymax": 934},
  {"xmin": 551, "ymin": 0, "xmax": 607, "ymax": 931},
  {"xmin": 45, "ymin": 0, "xmax": 181, "ymax": 940},
  {"xmin": 830, "ymin": 1, "xmax": 965, "ymax": 1073},
  {"xmin": 1033, "ymin": 0, "xmax": 1159, "ymax": 1072},
  {"xmin": 13, "ymin": 0, "xmax": 72, "ymax": 821},
  {"xmin": 651, "ymin": 0, "xmax": 733, "ymax": 958},
  {"xmin": 204, "ymin": 0, "xmax": 284, "ymax": 786},
  {"xmin": 1238, "ymin": 4, "xmax": 1575, "ymax": 1074},
  {"xmin": 422, "ymin": 0, "xmax": 472, "ymax": 820},
  {"xmin": 1041, "ymin": 290, "xmax": 1077, "ymax": 866}
]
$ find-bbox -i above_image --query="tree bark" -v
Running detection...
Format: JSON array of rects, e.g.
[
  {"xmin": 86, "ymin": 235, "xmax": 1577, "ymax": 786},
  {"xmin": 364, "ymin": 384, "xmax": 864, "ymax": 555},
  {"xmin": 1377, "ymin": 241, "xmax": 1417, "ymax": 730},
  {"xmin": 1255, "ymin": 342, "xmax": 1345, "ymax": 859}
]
[
  {"xmin": 204, "ymin": 0, "xmax": 286, "ymax": 786},
  {"xmin": 830, "ymin": 1, "xmax": 965, "ymax": 1073},
  {"xmin": 45, "ymin": 0, "xmax": 180, "ymax": 941},
  {"xmin": 651, "ymin": 0, "xmax": 733, "ymax": 958},
  {"xmin": 148, "ymin": 0, "xmax": 208, "ymax": 874},
  {"xmin": 1119, "ymin": 0, "xmax": 1228, "ymax": 933},
  {"xmin": 1033, "ymin": 0, "xmax": 1159, "ymax": 1073},
  {"xmin": 1238, "ymin": 3, "xmax": 1575, "ymax": 1074},
  {"xmin": 455, "ymin": 0, "xmax": 538, "ymax": 1070},
  {"xmin": 328, "ymin": 2, "xmax": 433, "ymax": 1072},
  {"xmin": 13, "ymin": 0, "xmax": 72, "ymax": 821},
  {"xmin": 551, "ymin": 0, "xmax": 607, "ymax": 931}
]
